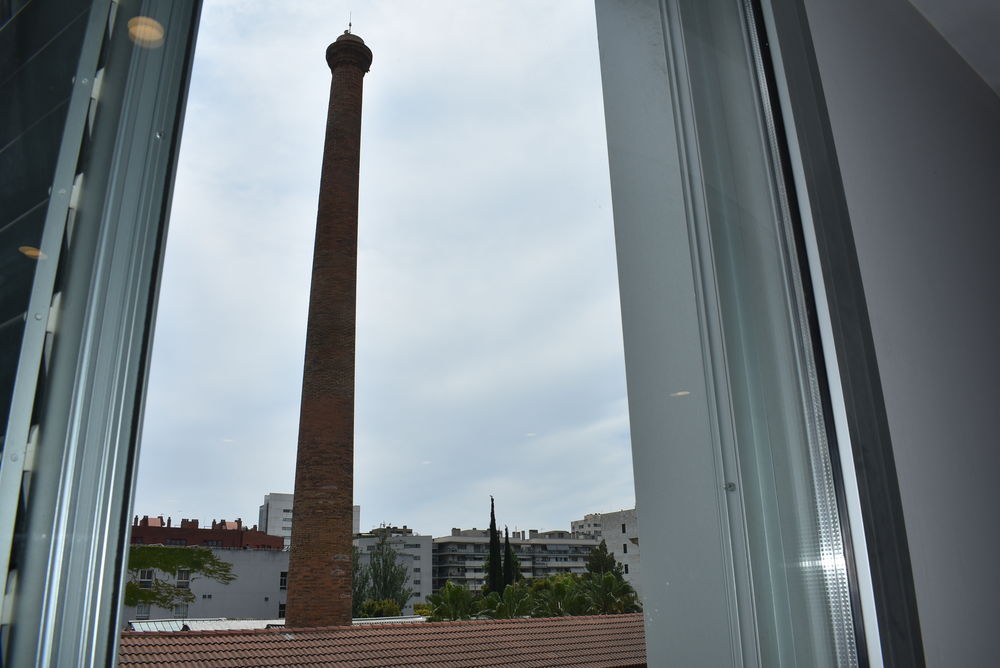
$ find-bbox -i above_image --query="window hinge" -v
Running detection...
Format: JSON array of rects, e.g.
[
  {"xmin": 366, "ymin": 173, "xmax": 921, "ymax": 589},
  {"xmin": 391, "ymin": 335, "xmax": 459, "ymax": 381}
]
[
  {"xmin": 23, "ymin": 425, "xmax": 40, "ymax": 472},
  {"xmin": 0, "ymin": 572, "xmax": 17, "ymax": 625},
  {"xmin": 46, "ymin": 292, "xmax": 62, "ymax": 335}
]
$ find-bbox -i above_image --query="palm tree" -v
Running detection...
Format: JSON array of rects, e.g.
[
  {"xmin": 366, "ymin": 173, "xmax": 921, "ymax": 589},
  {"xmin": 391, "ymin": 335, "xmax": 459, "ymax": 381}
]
[
  {"xmin": 581, "ymin": 572, "xmax": 641, "ymax": 614},
  {"xmin": 530, "ymin": 575, "xmax": 589, "ymax": 617},
  {"xmin": 481, "ymin": 583, "xmax": 534, "ymax": 619},
  {"xmin": 426, "ymin": 581, "xmax": 480, "ymax": 621}
]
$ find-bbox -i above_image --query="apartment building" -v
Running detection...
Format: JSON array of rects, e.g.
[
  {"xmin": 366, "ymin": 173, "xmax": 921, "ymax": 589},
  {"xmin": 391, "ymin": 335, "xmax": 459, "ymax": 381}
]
[
  {"xmin": 123, "ymin": 525, "xmax": 430, "ymax": 621},
  {"xmin": 130, "ymin": 515, "xmax": 283, "ymax": 550},
  {"xmin": 258, "ymin": 493, "xmax": 360, "ymax": 547},
  {"xmin": 570, "ymin": 513, "xmax": 605, "ymax": 539},
  {"xmin": 121, "ymin": 547, "xmax": 289, "ymax": 623},
  {"xmin": 572, "ymin": 509, "xmax": 641, "ymax": 596},
  {"xmin": 432, "ymin": 529, "xmax": 599, "ymax": 592},
  {"xmin": 355, "ymin": 527, "xmax": 432, "ymax": 614}
]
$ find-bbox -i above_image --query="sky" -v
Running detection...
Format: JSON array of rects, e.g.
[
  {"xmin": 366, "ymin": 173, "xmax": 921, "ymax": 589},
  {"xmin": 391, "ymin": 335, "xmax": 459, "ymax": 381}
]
[{"xmin": 134, "ymin": 0, "xmax": 634, "ymax": 539}]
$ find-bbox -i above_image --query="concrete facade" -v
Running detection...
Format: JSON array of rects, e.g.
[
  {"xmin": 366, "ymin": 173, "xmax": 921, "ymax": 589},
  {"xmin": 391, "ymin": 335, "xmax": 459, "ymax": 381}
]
[
  {"xmin": 355, "ymin": 530, "xmax": 433, "ymax": 614},
  {"xmin": 575, "ymin": 508, "xmax": 641, "ymax": 596},
  {"xmin": 258, "ymin": 493, "xmax": 294, "ymax": 547},
  {"xmin": 570, "ymin": 513, "xmax": 605, "ymax": 540},
  {"xmin": 122, "ymin": 548, "xmax": 289, "ymax": 623},
  {"xmin": 122, "ymin": 532, "xmax": 427, "ymax": 622}
]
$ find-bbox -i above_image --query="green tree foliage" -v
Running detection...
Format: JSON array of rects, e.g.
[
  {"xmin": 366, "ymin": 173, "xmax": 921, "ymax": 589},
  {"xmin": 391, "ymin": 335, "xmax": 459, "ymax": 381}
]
[
  {"xmin": 481, "ymin": 583, "xmax": 534, "ymax": 619},
  {"xmin": 426, "ymin": 581, "xmax": 480, "ymax": 621},
  {"xmin": 359, "ymin": 598, "xmax": 401, "ymax": 618},
  {"xmin": 365, "ymin": 530, "xmax": 413, "ymax": 611},
  {"xmin": 487, "ymin": 496, "xmax": 503, "ymax": 593},
  {"xmin": 529, "ymin": 574, "xmax": 590, "ymax": 617},
  {"xmin": 585, "ymin": 539, "xmax": 624, "ymax": 579},
  {"xmin": 502, "ymin": 527, "xmax": 517, "ymax": 588},
  {"xmin": 580, "ymin": 572, "xmax": 642, "ymax": 614},
  {"xmin": 525, "ymin": 573, "xmax": 641, "ymax": 617},
  {"xmin": 124, "ymin": 545, "xmax": 235, "ymax": 608},
  {"xmin": 351, "ymin": 545, "xmax": 371, "ymax": 617},
  {"xmin": 425, "ymin": 573, "xmax": 641, "ymax": 621}
]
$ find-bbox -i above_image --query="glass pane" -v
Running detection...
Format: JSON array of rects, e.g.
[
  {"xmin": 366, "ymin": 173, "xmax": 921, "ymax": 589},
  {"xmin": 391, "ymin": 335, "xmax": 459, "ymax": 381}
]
[
  {"xmin": 597, "ymin": 0, "xmax": 858, "ymax": 664},
  {"xmin": 677, "ymin": 0, "xmax": 857, "ymax": 664}
]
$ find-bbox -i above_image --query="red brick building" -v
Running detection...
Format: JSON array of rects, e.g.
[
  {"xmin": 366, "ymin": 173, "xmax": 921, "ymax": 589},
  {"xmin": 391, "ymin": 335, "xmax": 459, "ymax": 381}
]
[{"xmin": 130, "ymin": 515, "xmax": 283, "ymax": 550}]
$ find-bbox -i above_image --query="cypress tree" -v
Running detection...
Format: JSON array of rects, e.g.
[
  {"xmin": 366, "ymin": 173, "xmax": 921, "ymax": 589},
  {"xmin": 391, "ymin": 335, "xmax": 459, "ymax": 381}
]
[
  {"xmin": 487, "ymin": 496, "xmax": 503, "ymax": 593},
  {"xmin": 502, "ymin": 526, "xmax": 515, "ymax": 588}
]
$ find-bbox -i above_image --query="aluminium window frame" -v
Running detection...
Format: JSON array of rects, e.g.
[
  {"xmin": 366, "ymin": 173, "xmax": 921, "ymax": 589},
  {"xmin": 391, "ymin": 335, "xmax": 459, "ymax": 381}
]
[
  {"xmin": 1, "ymin": 1, "xmax": 202, "ymax": 665},
  {"xmin": 755, "ymin": 1, "xmax": 925, "ymax": 665},
  {"xmin": 596, "ymin": 0, "xmax": 926, "ymax": 665}
]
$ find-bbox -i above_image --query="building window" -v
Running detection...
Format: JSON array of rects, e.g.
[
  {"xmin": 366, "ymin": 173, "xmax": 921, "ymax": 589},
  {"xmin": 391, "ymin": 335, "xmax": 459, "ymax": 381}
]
[
  {"xmin": 413, "ymin": 567, "xmax": 420, "ymax": 573},
  {"xmin": 166, "ymin": 538, "xmax": 187, "ymax": 546},
  {"xmin": 413, "ymin": 555, "xmax": 420, "ymax": 560},
  {"xmin": 278, "ymin": 603, "xmax": 286, "ymax": 618},
  {"xmin": 172, "ymin": 604, "xmax": 189, "ymax": 619},
  {"xmin": 138, "ymin": 569, "xmax": 154, "ymax": 589},
  {"xmin": 203, "ymin": 540, "xmax": 222, "ymax": 547},
  {"xmin": 135, "ymin": 604, "xmax": 150, "ymax": 620},
  {"xmin": 621, "ymin": 523, "xmax": 626, "ymax": 533},
  {"xmin": 176, "ymin": 568, "xmax": 191, "ymax": 589},
  {"xmin": 279, "ymin": 571, "xmax": 287, "ymax": 590},
  {"xmin": 622, "ymin": 544, "xmax": 628, "ymax": 554},
  {"xmin": 414, "ymin": 579, "xmax": 421, "ymax": 585}
]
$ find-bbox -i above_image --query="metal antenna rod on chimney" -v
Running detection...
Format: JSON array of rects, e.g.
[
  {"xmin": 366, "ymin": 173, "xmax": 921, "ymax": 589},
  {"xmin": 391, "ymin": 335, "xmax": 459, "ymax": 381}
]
[{"xmin": 348, "ymin": 12, "xmax": 352, "ymax": 33}]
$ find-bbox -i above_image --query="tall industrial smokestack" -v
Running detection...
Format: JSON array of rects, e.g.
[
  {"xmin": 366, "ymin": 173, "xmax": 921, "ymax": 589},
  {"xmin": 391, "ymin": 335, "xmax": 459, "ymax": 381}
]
[{"xmin": 285, "ymin": 31, "xmax": 372, "ymax": 628}]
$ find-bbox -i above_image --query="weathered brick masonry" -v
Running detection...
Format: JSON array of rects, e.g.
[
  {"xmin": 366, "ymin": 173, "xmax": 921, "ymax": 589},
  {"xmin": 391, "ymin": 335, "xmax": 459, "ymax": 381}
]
[{"xmin": 285, "ymin": 32, "xmax": 372, "ymax": 628}]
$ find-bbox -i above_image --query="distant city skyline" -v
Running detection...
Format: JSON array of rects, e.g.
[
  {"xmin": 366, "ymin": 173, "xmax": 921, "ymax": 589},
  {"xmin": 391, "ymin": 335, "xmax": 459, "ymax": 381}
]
[
  {"xmin": 135, "ymin": 497, "xmax": 637, "ymax": 540},
  {"xmin": 133, "ymin": 1, "xmax": 635, "ymax": 540}
]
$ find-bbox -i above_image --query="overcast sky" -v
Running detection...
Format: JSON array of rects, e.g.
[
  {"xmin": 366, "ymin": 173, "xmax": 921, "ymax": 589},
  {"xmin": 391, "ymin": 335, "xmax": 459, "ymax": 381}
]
[{"xmin": 134, "ymin": 0, "xmax": 634, "ymax": 539}]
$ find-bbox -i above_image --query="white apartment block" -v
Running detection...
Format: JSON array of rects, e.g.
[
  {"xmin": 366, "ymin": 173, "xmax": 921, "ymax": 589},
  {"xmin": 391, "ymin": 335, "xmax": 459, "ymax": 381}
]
[
  {"xmin": 354, "ymin": 527, "xmax": 432, "ymax": 615},
  {"xmin": 572, "ymin": 508, "xmax": 641, "ymax": 598},
  {"xmin": 258, "ymin": 492, "xmax": 360, "ymax": 547},
  {"xmin": 432, "ymin": 529, "xmax": 599, "ymax": 592},
  {"xmin": 122, "ymin": 528, "xmax": 430, "ymax": 622},
  {"xmin": 121, "ymin": 547, "xmax": 289, "ymax": 623},
  {"xmin": 571, "ymin": 513, "xmax": 605, "ymax": 539}
]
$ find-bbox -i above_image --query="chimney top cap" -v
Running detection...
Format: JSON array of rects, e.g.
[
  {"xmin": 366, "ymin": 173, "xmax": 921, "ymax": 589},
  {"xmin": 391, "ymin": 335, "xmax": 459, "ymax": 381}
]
[
  {"xmin": 336, "ymin": 32, "xmax": 365, "ymax": 45},
  {"xmin": 327, "ymin": 33, "xmax": 372, "ymax": 73}
]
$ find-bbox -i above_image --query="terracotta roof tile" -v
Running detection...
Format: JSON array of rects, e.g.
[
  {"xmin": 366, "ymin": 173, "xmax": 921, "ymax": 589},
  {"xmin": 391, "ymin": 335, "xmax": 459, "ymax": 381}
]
[{"xmin": 118, "ymin": 614, "xmax": 646, "ymax": 667}]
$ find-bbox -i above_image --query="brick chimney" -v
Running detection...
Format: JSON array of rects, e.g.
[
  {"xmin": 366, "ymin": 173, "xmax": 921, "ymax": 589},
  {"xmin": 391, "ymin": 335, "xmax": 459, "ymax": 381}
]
[{"xmin": 285, "ymin": 30, "xmax": 372, "ymax": 628}]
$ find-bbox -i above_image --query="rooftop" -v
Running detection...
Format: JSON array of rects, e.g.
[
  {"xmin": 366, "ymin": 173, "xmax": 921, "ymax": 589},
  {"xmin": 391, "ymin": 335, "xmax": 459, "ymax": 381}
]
[{"xmin": 119, "ymin": 614, "xmax": 646, "ymax": 667}]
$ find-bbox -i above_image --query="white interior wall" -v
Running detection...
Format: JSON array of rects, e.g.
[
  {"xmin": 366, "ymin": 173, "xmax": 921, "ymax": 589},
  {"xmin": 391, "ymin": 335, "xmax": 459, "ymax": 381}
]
[{"xmin": 803, "ymin": 1, "xmax": 1000, "ymax": 664}]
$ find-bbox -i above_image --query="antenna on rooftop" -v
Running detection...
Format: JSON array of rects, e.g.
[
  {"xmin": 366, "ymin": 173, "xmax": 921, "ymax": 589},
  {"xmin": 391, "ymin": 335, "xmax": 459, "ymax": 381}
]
[{"xmin": 348, "ymin": 11, "xmax": 352, "ymax": 34}]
